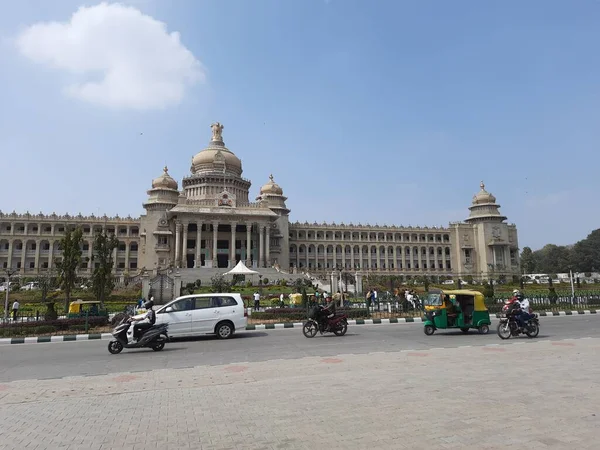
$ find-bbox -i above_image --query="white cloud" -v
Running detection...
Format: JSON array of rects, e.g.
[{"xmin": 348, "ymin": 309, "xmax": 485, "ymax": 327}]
[{"xmin": 15, "ymin": 2, "xmax": 204, "ymax": 110}]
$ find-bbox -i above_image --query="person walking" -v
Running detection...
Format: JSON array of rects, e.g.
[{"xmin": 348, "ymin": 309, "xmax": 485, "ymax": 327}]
[{"xmin": 12, "ymin": 300, "xmax": 20, "ymax": 322}]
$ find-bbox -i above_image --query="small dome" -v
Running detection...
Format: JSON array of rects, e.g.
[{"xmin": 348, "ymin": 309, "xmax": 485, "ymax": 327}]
[
  {"xmin": 260, "ymin": 174, "xmax": 283, "ymax": 195},
  {"xmin": 472, "ymin": 181, "xmax": 496, "ymax": 205},
  {"xmin": 152, "ymin": 166, "xmax": 178, "ymax": 190}
]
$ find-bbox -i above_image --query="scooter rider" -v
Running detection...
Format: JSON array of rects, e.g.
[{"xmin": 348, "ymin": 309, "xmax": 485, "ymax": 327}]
[{"xmin": 127, "ymin": 299, "xmax": 156, "ymax": 343}]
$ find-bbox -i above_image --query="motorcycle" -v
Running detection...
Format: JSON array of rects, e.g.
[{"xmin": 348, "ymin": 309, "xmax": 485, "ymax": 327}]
[
  {"xmin": 303, "ymin": 306, "xmax": 348, "ymax": 338},
  {"xmin": 108, "ymin": 314, "xmax": 170, "ymax": 354},
  {"xmin": 497, "ymin": 298, "xmax": 540, "ymax": 340}
]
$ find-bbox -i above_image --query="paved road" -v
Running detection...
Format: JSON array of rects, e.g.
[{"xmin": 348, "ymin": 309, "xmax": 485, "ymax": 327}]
[
  {"xmin": 1, "ymin": 315, "xmax": 599, "ymax": 382},
  {"xmin": 2, "ymin": 336, "xmax": 599, "ymax": 449}
]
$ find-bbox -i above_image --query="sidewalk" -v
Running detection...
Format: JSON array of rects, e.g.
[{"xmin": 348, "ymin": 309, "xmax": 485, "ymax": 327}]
[
  {"xmin": 1, "ymin": 309, "xmax": 597, "ymax": 344},
  {"xmin": 1, "ymin": 337, "xmax": 599, "ymax": 449}
]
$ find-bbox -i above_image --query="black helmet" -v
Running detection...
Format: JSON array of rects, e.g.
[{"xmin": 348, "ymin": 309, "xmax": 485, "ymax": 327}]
[{"xmin": 144, "ymin": 299, "xmax": 154, "ymax": 309}]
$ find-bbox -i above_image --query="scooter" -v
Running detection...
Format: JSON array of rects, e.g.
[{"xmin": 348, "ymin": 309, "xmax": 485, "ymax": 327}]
[{"xmin": 108, "ymin": 315, "xmax": 169, "ymax": 354}]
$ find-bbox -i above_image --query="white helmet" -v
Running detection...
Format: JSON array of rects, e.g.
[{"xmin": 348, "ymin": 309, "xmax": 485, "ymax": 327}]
[{"xmin": 512, "ymin": 289, "xmax": 520, "ymax": 296}]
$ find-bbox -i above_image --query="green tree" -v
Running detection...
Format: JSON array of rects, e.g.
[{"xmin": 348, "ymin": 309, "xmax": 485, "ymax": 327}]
[
  {"xmin": 55, "ymin": 226, "xmax": 84, "ymax": 312},
  {"xmin": 211, "ymin": 273, "xmax": 231, "ymax": 292},
  {"xmin": 36, "ymin": 270, "xmax": 58, "ymax": 320},
  {"xmin": 91, "ymin": 231, "xmax": 119, "ymax": 305},
  {"xmin": 572, "ymin": 229, "xmax": 600, "ymax": 272},
  {"xmin": 520, "ymin": 247, "xmax": 536, "ymax": 273},
  {"xmin": 185, "ymin": 282, "xmax": 196, "ymax": 295}
]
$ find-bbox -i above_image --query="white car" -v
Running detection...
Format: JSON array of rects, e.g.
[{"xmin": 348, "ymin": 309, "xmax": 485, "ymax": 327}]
[{"xmin": 154, "ymin": 293, "xmax": 247, "ymax": 339}]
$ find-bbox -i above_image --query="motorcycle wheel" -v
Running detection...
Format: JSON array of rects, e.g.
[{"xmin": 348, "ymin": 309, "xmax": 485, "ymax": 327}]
[
  {"xmin": 108, "ymin": 340, "xmax": 123, "ymax": 354},
  {"xmin": 302, "ymin": 321, "xmax": 318, "ymax": 338},
  {"xmin": 333, "ymin": 321, "xmax": 348, "ymax": 336},
  {"xmin": 152, "ymin": 341, "xmax": 165, "ymax": 351},
  {"xmin": 525, "ymin": 322, "xmax": 540, "ymax": 338},
  {"xmin": 497, "ymin": 322, "xmax": 511, "ymax": 340}
]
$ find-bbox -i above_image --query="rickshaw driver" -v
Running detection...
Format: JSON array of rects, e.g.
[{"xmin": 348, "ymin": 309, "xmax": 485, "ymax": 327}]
[{"xmin": 445, "ymin": 295, "xmax": 460, "ymax": 326}]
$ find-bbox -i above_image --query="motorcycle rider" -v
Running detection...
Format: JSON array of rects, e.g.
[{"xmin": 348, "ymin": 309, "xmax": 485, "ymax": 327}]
[
  {"xmin": 317, "ymin": 296, "xmax": 336, "ymax": 331},
  {"xmin": 127, "ymin": 299, "xmax": 156, "ymax": 343},
  {"xmin": 513, "ymin": 290, "xmax": 532, "ymax": 330}
]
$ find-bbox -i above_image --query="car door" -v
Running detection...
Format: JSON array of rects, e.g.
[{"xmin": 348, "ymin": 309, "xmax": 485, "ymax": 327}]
[
  {"xmin": 213, "ymin": 295, "xmax": 238, "ymax": 325},
  {"xmin": 156, "ymin": 298, "xmax": 193, "ymax": 337},
  {"xmin": 189, "ymin": 296, "xmax": 219, "ymax": 334}
]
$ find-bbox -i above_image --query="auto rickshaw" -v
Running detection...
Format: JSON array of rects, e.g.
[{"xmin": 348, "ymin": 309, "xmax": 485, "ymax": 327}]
[
  {"xmin": 67, "ymin": 300, "xmax": 108, "ymax": 319},
  {"xmin": 422, "ymin": 289, "xmax": 491, "ymax": 335}
]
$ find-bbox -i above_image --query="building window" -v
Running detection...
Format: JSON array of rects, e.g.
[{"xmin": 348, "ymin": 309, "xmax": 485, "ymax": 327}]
[
  {"xmin": 58, "ymin": 227, "xmax": 64, "ymax": 232},
  {"xmin": 17, "ymin": 262, "xmax": 21, "ymax": 269},
  {"xmin": 130, "ymin": 262, "xmax": 138, "ymax": 269},
  {"xmin": 29, "ymin": 262, "xmax": 35, "ymax": 269},
  {"xmin": 464, "ymin": 249, "xmax": 472, "ymax": 265},
  {"xmin": 510, "ymin": 249, "xmax": 517, "ymax": 265},
  {"xmin": 82, "ymin": 244, "xmax": 89, "ymax": 251},
  {"xmin": 16, "ymin": 243, "xmax": 23, "ymax": 250},
  {"xmin": 131, "ymin": 243, "xmax": 138, "ymax": 251},
  {"xmin": 446, "ymin": 261, "xmax": 452, "ymax": 269},
  {"xmin": 118, "ymin": 262, "xmax": 125, "ymax": 269},
  {"xmin": 42, "ymin": 262, "xmax": 48, "ymax": 269}
]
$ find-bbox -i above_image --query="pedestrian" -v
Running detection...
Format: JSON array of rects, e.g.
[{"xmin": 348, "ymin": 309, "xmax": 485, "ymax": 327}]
[
  {"xmin": 279, "ymin": 292, "xmax": 285, "ymax": 307},
  {"xmin": 253, "ymin": 291, "xmax": 260, "ymax": 311},
  {"xmin": 12, "ymin": 300, "xmax": 20, "ymax": 321}
]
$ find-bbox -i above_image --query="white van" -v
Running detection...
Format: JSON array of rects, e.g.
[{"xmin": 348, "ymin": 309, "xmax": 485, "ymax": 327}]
[{"xmin": 154, "ymin": 293, "xmax": 247, "ymax": 339}]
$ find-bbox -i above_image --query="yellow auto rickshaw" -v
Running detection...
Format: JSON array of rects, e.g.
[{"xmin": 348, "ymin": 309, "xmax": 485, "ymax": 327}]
[
  {"xmin": 67, "ymin": 300, "xmax": 108, "ymax": 319},
  {"xmin": 422, "ymin": 289, "xmax": 491, "ymax": 335}
]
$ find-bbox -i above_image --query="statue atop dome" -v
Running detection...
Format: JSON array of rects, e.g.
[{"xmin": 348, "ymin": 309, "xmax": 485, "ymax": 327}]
[{"xmin": 210, "ymin": 122, "xmax": 224, "ymax": 142}]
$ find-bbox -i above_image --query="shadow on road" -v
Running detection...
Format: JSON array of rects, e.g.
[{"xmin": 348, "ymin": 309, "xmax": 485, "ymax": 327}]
[{"xmin": 169, "ymin": 332, "xmax": 269, "ymax": 343}]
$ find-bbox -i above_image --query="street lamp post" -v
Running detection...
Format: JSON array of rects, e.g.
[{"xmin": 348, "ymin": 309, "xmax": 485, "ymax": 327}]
[{"xmin": 4, "ymin": 268, "xmax": 17, "ymax": 321}]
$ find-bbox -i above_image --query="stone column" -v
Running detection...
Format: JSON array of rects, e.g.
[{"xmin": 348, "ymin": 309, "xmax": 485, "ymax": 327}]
[
  {"xmin": 259, "ymin": 224, "xmax": 265, "ymax": 268},
  {"xmin": 393, "ymin": 246, "xmax": 398, "ymax": 270},
  {"xmin": 359, "ymin": 247, "xmax": 363, "ymax": 270},
  {"xmin": 245, "ymin": 223, "xmax": 252, "ymax": 266},
  {"xmin": 181, "ymin": 223, "xmax": 189, "ymax": 268},
  {"xmin": 112, "ymin": 247, "xmax": 118, "ymax": 274},
  {"xmin": 125, "ymin": 242, "xmax": 130, "ymax": 272},
  {"xmin": 265, "ymin": 224, "xmax": 271, "ymax": 268},
  {"xmin": 20, "ymin": 243, "xmax": 26, "ymax": 274},
  {"xmin": 230, "ymin": 221, "xmax": 237, "ymax": 268},
  {"xmin": 376, "ymin": 246, "xmax": 381, "ymax": 270},
  {"xmin": 87, "ymin": 242, "xmax": 93, "ymax": 271},
  {"xmin": 174, "ymin": 221, "xmax": 182, "ymax": 268},
  {"xmin": 355, "ymin": 272, "xmax": 363, "ymax": 295},
  {"xmin": 7, "ymin": 240, "xmax": 13, "ymax": 270},
  {"xmin": 196, "ymin": 222, "xmax": 202, "ymax": 267},
  {"xmin": 34, "ymin": 239, "xmax": 41, "ymax": 273},
  {"xmin": 48, "ymin": 241, "xmax": 53, "ymax": 270},
  {"xmin": 342, "ymin": 245, "xmax": 346, "ymax": 269},
  {"xmin": 332, "ymin": 245, "xmax": 337, "ymax": 268},
  {"xmin": 212, "ymin": 221, "xmax": 219, "ymax": 268}
]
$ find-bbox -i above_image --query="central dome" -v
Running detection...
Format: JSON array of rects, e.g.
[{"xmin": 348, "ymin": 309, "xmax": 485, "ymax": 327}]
[{"xmin": 190, "ymin": 122, "xmax": 243, "ymax": 176}]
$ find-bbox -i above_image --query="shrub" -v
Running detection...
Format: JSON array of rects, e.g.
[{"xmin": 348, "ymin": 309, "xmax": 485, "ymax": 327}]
[
  {"xmin": 262, "ymin": 278, "xmax": 269, "ymax": 285},
  {"xmin": 35, "ymin": 325, "xmax": 58, "ymax": 334}
]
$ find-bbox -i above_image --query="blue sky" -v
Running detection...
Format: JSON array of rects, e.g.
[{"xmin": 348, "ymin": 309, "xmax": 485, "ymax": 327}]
[{"xmin": 1, "ymin": 0, "xmax": 599, "ymax": 250}]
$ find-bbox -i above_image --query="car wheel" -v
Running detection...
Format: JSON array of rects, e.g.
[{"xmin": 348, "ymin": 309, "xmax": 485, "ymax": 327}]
[{"xmin": 215, "ymin": 322, "xmax": 234, "ymax": 339}]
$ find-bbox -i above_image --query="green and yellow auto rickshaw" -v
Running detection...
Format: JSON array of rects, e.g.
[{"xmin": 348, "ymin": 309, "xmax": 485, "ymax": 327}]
[
  {"xmin": 422, "ymin": 289, "xmax": 491, "ymax": 335},
  {"xmin": 67, "ymin": 300, "xmax": 108, "ymax": 319}
]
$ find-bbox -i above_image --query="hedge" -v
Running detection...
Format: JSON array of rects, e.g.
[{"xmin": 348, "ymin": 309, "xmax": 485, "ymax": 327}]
[
  {"xmin": 0, "ymin": 316, "xmax": 108, "ymax": 331},
  {"xmin": 251, "ymin": 308, "xmax": 371, "ymax": 321}
]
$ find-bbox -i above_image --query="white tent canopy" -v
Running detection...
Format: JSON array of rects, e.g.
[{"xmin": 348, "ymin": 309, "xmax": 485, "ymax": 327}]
[{"xmin": 224, "ymin": 260, "xmax": 259, "ymax": 275}]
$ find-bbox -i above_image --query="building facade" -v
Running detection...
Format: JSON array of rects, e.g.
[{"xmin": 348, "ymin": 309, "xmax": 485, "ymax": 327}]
[{"xmin": 0, "ymin": 122, "xmax": 520, "ymax": 281}]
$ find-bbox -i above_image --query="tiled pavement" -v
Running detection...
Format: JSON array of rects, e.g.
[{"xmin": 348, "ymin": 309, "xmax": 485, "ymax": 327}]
[{"xmin": 1, "ymin": 338, "xmax": 599, "ymax": 450}]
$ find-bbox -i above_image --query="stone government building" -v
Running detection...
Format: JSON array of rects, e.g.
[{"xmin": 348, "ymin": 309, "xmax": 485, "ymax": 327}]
[{"xmin": 0, "ymin": 122, "xmax": 521, "ymax": 290}]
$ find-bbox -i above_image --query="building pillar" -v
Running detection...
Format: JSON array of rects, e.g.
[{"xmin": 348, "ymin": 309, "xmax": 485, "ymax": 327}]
[
  {"xmin": 332, "ymin": 245, "xmax": 337, "ymax": 268},
  {"xmin": 259, "ymin": 224, "xmax": 265, "ymax": 268},
  {"xmin": 174, "ymin": 221, "xmax": 182, "ymax": 268},
  {"xmin": 393, "ymin": 246, "xmax": 398, "ymax": 270},
  {"xmin": 230, "ymin": 221, "xmax": 237, "ymax": 268},
  {"xmin": 48, "ymin": 241, "xmax": 54, "ymax": 270},
  {"xmin": 181, "ymin": 223, "xmax": 188, "ymax": 268},
  {"xmin": 87, "ymin": 242, "xmax": 93, "ymax": 272},
  {"xmin": 20, "ymin": 242, "xmax": 26, "ymax": 274},
  {"xmin": 342, "ymin": 245, "xmax": 346, "ymax": 269},
  {"xmin": 212, "ymin": 221, "xmax": 219, "ymax": 268},
  {"xmin": 125, "ymin": 242, "xmax": 130, "ymax": 272},
  {"xmin": 376, "ymin": 246, "xmax": 380, "ymax": 271},
  {"xmin": 112, "ymin": 247, "xmax": 118, "ymax": 274},
  {"xmin": 245, "ymin": 223, "xmax": 252, "ymax": 266},
  {"xmin": 196, "ymin": 222, "xmax": 202, "ymax": 268},
  {"xmin": 359, "ymin": 247, "xmax": 363, "ymax": 270},
  {"xmin": 34, "ymin": 239, "xmax": 41, "ymax": 273},
  {"xmin": 7, "ymin": 240, "xmax": 13, "ymax": 270},
  {"xmin": 265, "ymin": 224, "xmax": 270, "ymax": 268}
]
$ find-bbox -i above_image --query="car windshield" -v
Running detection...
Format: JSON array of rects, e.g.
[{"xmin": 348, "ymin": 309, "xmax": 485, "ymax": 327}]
[{"xmin": 424, "ymin": 293, "xmax": 442, "ymax": 306}]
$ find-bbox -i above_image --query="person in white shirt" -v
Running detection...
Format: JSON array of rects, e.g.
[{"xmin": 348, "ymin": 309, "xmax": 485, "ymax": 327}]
[
  {"xmin": 12, "ymin": 300, "xmax": 20, "ymax": 321},
  {"xmin": 279, "ymin": 293, "xmax": 284, "ymax": 307},
  {"xmin": 516, "ymin": 291, "xmax": 532, "ymax": 329},
  {"xmin": 253, "ymin": 292, "xmax": 260, "ymax": 311}
]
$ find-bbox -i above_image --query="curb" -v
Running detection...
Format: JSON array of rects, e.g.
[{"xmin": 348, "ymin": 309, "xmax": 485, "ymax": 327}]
[
  {"xmin": 1, "ymin": 310, "xmax": 597, "ymax": 344},
  {"xmin": 245, "ymin": 309, "xmax": 597, "ymax": 330}
]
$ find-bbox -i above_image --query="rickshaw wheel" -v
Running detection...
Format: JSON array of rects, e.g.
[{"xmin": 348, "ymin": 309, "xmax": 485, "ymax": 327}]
[
  {"xmin": 460, "ymin": 328, "xmax": 470, "ymax": 334},
  {"xmin": 478, "ymin": 324, "xmax": 490, "ymax": 335},
  {"xmin": 424, "ymin": 325, "xmax": 435, "ymax": 336}
]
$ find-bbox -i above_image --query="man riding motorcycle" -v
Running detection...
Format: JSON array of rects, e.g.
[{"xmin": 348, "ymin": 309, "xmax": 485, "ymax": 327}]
[
  {"xmin": 127, "ymin": 299, "xmax": 156, "ymax": 343},
  {"xmin": 512, "ymin": 289, "xmax": 532, "ymax": 330}
]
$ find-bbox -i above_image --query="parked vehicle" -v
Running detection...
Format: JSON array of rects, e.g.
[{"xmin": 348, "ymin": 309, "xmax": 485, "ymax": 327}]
[
  {"xmin": 423, "ymin": 289, "xmax": 491, "ymax": 335},
  {"xmin": 108, "ymin": 314, "xmax": 169, "ymax": 354},
  {"xmin": 154, "ymin": 293, "xmax": 247, "ymax": 339},
  {"xmin": 303, "ymin": 305, "xmax": 348, "ymax": 338},
  {"xmin": 67, "ymin": 300, "xmax": 108, "ymax": 319}
]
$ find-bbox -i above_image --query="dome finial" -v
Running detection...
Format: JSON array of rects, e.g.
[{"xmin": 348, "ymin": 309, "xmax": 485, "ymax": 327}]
[
  {"xmin": 269, "ymin": 174, "xmax": 274, "ymax": 182},
  {"xmin": 480, "ymin": 180, "xmax": 485, "ymax": 190},
  {"xmin": 210, "ymin": 122, "xmax": 224, "ymax": 142},
  {"xmin": 164, "ymin": 166, "xmax": 169, "ymax": 174}
]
